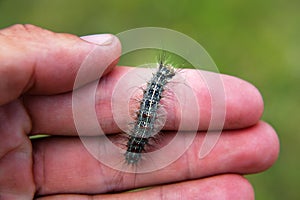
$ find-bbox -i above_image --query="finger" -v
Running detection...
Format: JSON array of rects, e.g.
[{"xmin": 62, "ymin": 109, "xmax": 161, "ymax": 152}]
[
  {"xmin": 25, "ymin": 67, "xmax": 264, "ymax": 135},
  {"xmin": 32, "ymin": 122, "xmax": 278, "ymax": 195},
  {"xmin": 35, "ymin": 174, "xmax": 254, "ymax": 200},
  {"xmin": 0, "ymin": 24, "xmax": 121, "ymax": 105}
]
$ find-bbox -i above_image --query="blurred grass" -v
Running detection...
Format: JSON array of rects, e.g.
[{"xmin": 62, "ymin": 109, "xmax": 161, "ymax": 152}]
[{"xmin": 1, "ymin": 0, "xmax": 299, "ymax": 199}]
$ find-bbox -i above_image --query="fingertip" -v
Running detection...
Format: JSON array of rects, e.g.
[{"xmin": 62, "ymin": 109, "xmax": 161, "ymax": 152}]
[
  {"xmin": 162, "ymin": 174, "xmax": 254, "ymax": 200},
  {"xmin": 223, "ymin": 75, "xmax": 264, "ymax": 129},
  {"xmin": 221, "ymin": 121, "xmax": 279, "ymax": 174},
  {"xmin": 252, "ymin": 122, "xmax": 280, "ymax": 172},
  {"xmin": 216, "ymin": 174, "xmax": 255, "ymax": 200}
]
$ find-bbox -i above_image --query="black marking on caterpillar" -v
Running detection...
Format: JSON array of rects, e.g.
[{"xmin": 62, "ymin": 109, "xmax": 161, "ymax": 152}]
[{"xmin": 124, "ymin": 58, "xmax": 176, "ymax": 165}]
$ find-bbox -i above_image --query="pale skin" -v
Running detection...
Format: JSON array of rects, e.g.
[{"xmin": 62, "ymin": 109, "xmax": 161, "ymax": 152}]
[{"xmin": 0, "ymin": 24, "xmax": 279, "ymax": 199}]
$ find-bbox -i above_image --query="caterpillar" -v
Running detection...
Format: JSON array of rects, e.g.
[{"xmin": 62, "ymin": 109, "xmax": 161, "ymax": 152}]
[{"xmin": 124, "ymin": 58, "xmax": 176, "ymax": 165}]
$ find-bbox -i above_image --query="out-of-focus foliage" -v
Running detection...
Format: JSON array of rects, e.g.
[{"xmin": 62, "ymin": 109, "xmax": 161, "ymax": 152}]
[{"xmin": 1, "ymin": 0, "xmax": 299, "ymax": 199}]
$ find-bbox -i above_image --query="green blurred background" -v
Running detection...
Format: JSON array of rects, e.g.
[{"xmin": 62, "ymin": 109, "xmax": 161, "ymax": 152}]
[{"xmin": 0, "ymin": 0, "xmax": 299, "ymax": 199}]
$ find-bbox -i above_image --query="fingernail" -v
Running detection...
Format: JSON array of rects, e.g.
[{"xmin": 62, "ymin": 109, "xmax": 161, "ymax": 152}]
[{"xmin": 81, "ymin": 34, "xmax": 114, "ymax": 46}]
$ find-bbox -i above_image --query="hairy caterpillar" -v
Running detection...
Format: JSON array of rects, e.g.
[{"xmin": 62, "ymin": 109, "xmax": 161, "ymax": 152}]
[
  {"xmin": 104, "ymin": 49, "xmax": 199, "ymax": 176},
  {"xmin": 124, "ymin": 58, "xmax": 176, "ymax": 165}
]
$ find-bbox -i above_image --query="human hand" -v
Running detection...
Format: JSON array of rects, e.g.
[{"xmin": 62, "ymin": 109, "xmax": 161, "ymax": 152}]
[{"xmin": 0, "ymin": 24, "xmax": 279, "ymax": 199}]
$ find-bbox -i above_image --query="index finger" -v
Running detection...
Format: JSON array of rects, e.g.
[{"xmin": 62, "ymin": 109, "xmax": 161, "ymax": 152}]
[{"xmin": 24, "ymin": 66, "xmax": 263, "ymax": 135}]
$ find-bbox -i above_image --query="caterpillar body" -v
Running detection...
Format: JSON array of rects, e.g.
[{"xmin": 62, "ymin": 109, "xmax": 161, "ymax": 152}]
[{"xmin": 124, "ymin": 60, "xmax": 176, "ymax": 165}]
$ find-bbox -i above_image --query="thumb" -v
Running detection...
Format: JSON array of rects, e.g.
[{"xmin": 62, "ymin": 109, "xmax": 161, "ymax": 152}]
[{"xmin": 0, "ymin": 24, "xmax": 121, "ymax": 105}]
